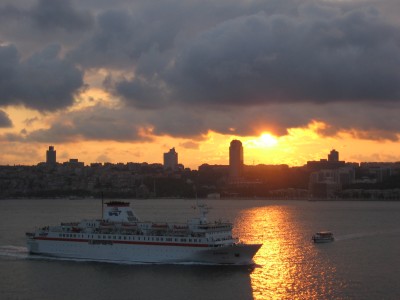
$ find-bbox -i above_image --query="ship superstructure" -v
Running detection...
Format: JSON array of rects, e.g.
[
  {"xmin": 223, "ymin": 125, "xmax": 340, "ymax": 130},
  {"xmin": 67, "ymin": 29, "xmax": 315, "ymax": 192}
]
[{"xmin": 26, "ymin": 201, "xmax": 261, "ymax": 265}]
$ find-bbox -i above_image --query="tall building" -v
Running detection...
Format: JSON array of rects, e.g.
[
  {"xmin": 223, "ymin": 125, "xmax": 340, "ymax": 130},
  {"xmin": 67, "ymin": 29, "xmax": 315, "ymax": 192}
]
[
  {"xmin": 328, "ymin": 149, "xmax": 339, "ymax": 162},
  {"xmin": 229, "ymin": 140, "xmax": 243, "ymax": 179},
  {"xmin": 163, "ymin": 148, "xmax": 178, "ymax": 170},
  {"xmin": 46, "ymin": 146, "xmax": 56, "ymax": 165}
]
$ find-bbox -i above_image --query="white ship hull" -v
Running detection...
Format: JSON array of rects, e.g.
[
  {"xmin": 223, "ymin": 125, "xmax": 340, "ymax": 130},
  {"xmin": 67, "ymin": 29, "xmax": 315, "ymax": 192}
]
[
  {"xmin": 26, "ymin": 201, "xmax": 262, "ymax": 265},
  {"xmin": 27, "ymin": 237, "xmax": 261, "ymax": 265}
]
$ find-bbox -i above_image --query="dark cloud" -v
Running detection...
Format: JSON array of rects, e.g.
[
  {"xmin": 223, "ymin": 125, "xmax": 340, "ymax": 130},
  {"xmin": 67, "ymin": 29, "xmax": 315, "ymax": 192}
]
[
  {"xmin": 1, "ymin": 0, "xmax": 400, "ymax": 142},
  {"xmin": 67, "ymin": 8, "xmax": 179, "ymax": 69},
  {"xmin": 14, "ymin": 105, "xmax": 152, "ymax": 143},
  {"xmin": 0, "ymin": 44, "xmax": 84, "ymax": 111},
  {"xmin": 117, "ymin": 5, "xmax": 400, "ymax": 109},
  {"xmin": 2, "ymin": 100, "xmax": 400, "ymax": 145},
  {"xmin": 0, "ymin": 1, "xmax": 93, "ymax": 58},
  {"xmin": 31, "ymin": 0, "xmax": 92, "ymax": 32},
  {"xmin": 0, "ymin": 110, "xmax": 12, "ymax": 127}
]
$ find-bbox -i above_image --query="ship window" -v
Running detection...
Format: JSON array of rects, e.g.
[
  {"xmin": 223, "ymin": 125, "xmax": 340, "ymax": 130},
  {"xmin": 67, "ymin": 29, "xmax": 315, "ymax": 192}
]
[
  {"xmin": 174, "ymin": 238, "xmax": 177, "ymax": 242},
  {"xmin": 189, "ymin": 239, "xmax": 192, "ymax": 242},
  {"xmin": 124, "ymin": 236, "xmax": 126, "ymax": 240}
]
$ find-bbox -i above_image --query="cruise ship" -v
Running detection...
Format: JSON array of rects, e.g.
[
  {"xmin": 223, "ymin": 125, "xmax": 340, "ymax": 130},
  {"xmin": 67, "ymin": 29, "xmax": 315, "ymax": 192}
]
[{"xmin": 26, "ymin": 201, "xmax": 262, "ymax": 265}]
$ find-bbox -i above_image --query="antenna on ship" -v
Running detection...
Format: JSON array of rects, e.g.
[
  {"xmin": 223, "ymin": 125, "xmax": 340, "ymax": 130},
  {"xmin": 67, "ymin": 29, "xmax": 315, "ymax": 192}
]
[{"xmin": 101, "ymin": 191, "xmax": 104, "ymax": 220}]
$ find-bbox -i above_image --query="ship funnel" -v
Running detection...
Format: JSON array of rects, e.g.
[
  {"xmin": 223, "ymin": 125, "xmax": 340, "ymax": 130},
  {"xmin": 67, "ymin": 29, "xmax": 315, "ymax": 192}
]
[{"xmin": 103, "ymin": 201, "xmax": 140, "ymax": 223}]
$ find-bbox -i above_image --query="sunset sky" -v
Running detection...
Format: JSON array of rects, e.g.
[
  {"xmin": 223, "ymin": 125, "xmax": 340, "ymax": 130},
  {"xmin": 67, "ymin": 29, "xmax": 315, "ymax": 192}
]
[{"xmin": 1, "ymin": 0, "xmax": 400, "ymax": 169}]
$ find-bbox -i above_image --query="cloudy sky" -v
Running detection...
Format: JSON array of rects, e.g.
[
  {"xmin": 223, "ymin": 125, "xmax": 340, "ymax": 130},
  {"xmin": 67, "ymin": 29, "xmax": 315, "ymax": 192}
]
[{"xmin": 1, "ymin": 0, "xmax": 400, "ymax": 168}]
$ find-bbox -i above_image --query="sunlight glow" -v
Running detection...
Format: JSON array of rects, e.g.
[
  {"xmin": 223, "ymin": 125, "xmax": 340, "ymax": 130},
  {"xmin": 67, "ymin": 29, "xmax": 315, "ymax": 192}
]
[
  {"xmin": 259, "ymin": 133, "xmax": 278, "ymax": 147},
  {"xmin": 235, "ymin": 206, "xmax": 339, "ymax": 299}
]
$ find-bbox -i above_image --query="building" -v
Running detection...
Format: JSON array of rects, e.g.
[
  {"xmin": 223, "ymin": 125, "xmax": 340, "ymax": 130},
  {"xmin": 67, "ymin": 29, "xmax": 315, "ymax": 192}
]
[
  {"xmin": 309, "ymin": 166, "xmax": 355, "ymax": 198},
  {"xmin": 46, "ymin": 146, "xmax": 56, "ymax": 165},
  {"xmin": 63, "ymin": 159, "xmax": 84, "ymax": 168},
  {"xmin": 229, "ymin": 140, "xmax": 243, "ymax": 179},
  {"xmin": 328, "ymin": 149, "xmax": 339, "ymax": 162},
  {"xmin": 163, "ymin": 148, "xmax": 178, "ymax": 170},
  {"xmin": 307, "ymin": 149, "xmax": 346, "ymax": 170}
]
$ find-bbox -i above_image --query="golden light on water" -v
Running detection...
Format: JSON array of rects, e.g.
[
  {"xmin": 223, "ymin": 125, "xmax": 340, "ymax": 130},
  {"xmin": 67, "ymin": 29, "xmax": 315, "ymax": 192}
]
[{"xmin": 235, "ymin": 205, "xmax": 339, "ymax": 299}]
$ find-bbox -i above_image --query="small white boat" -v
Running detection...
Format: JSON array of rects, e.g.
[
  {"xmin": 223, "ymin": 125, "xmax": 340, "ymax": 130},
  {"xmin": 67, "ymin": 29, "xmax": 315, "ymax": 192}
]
[{"xmin": 312, "ymin": 231, "xmax": 334, "ymax": 243}]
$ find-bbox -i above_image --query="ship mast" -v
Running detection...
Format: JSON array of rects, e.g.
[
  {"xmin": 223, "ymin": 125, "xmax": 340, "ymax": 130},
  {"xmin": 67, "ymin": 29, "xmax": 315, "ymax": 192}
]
[{"xmin": 101, "ymin": 192, "xmax": 104, "ymax": 220}]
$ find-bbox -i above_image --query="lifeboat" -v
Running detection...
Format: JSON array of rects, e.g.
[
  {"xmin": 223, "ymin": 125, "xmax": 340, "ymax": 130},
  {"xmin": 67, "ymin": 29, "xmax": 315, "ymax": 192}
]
[
  {"xmin": 122, "ymin": 222, "xmax": 137, "ymax": 228},
  {"xmin": 152, "ymin": 223, "xmax": 168, "ymax": 229}
]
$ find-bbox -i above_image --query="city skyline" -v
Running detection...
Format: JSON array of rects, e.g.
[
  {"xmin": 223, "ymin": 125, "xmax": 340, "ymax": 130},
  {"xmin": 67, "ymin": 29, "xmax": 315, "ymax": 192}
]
[
  {"xmin": 29, "ymin": 142, "xmax": 400, "ymax": 171},
  {"xmin": 1, "ymin": 1, "xmax": 400, "ymax": 169}
]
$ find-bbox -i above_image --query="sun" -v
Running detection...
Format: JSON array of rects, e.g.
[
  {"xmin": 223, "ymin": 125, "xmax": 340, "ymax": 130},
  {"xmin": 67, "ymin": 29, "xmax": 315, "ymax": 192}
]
[{"xmin": 259, "ymin": 133, "xmax": 278, "ymax": 147}]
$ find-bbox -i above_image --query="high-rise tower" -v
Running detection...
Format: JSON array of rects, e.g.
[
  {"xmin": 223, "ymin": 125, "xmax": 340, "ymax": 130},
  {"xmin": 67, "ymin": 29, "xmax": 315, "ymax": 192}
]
[
  {"xmin": 46, "ymin": 146, "xmax": 56, "ymax": 165},
  {"xmin": 328, "ymin": 149, "xmax": 339, "ymax": 162},
  {"xmin": 229, "ymin": 140, "xmax": 243, "ymax": 179},
  {"xmin": 163, "ymin": 148, "xmax": 178, "ymax": 170}
]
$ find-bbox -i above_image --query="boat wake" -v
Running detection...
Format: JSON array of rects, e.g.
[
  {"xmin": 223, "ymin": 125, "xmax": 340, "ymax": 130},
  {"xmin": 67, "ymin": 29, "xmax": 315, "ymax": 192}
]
[
  {"xmin": 0, "ymin": 245, "xmax": 29, "ymax": 259},
  {"xmin": 335, "ymin": 228, "xmax": 400, "ymax": 241}
]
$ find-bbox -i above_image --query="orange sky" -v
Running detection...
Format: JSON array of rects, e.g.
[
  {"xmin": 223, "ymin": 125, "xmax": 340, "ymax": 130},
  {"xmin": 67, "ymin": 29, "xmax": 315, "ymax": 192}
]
[
  {"xmin": 1, "ymin": 105, "xmax": 400, "ymax": 169},
  {"xmin": 1, "ymin": 82, "xmax": 400, "ymax": 169}
]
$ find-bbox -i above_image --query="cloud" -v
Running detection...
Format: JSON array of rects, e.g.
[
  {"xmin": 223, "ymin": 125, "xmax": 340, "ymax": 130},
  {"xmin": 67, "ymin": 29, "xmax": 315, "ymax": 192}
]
[
  {"xmin": 0, "ymin": 110, "xmax": 12, "ymax": 127},
  {"xmin": 0, "ymin": 1, "xmax": 93, "ymax": 57},
  {"xmin": 1, "ymin": 98, "xmax": 396, "ymax": 145},
  {"xmin": 179, "ymin": 141, "xmax": 200, "ymax": 150},
  {"xmin": 10, "ymin": 105, "xmax": 152, "ymax": 143},
  {"xmin": 31, "ymin": 0, "xmax": 93, "ymax": 32},
  {"xmin": 0, "ymin": 44, "xmax": 84, "ymax": 111},
  {"xmin": 1, "ymin": 0, "xmax": 400, "ymax": 143},
  {"xmin": 67, "ymin": 8, "xmax": 179, "ymax": 69},
  {"xmin": 116, "ymin": 5, "xmax": 400, "ymax": 109}
]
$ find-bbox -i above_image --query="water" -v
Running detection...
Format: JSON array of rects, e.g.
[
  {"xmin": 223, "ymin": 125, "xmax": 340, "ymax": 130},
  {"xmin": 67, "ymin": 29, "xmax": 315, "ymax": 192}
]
[{"xmin": 1, "ymin": 199, "xmax": 400, "ymax": 299}]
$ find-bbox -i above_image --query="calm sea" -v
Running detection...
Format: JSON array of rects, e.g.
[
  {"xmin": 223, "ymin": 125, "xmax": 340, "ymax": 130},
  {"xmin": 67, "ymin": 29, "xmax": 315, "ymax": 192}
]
[{"xmin": 1, "ymin": 199, "xmax": 400, "ymax": 300}]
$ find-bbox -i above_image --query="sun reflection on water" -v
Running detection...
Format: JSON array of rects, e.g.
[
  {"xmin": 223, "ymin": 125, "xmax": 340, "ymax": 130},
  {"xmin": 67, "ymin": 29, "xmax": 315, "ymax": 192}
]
[{"xmin": 235, "ymin": 206, "xmax": 340, "ymax": 299}]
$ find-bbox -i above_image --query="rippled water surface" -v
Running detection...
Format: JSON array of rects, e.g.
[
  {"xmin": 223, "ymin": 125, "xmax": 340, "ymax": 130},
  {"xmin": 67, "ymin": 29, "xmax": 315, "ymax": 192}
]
[{"xmin": 1, "ymin": 199, "xmax": 400, "ymax": 299}]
